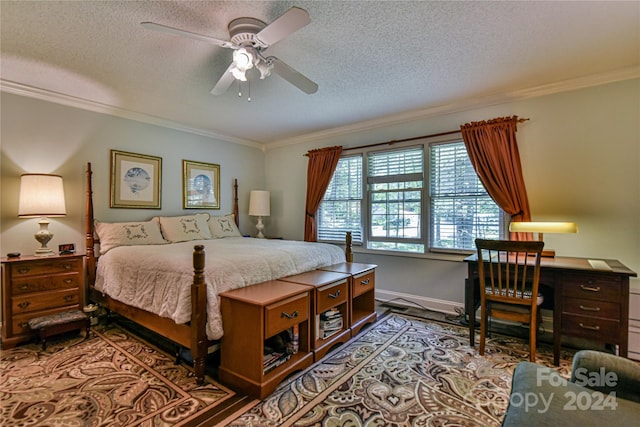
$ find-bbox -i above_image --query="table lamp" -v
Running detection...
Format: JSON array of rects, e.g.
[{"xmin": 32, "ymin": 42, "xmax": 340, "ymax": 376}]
[
  {"xmin": 249, "ymin": 190, "xmax": 270, "ymax": 238},
  {"xmin": 18, "ymin": 174, "xmax": 67, "ymax": 256},
  {"xmin": 509, "ymin": 221, "xmax": 578, "ymax": 257}
]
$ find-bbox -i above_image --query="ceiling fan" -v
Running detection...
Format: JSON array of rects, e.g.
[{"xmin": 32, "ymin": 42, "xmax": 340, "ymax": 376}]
[{"xmin": 141, "ymin": 6, "xmax": 318, "ymax": 96}]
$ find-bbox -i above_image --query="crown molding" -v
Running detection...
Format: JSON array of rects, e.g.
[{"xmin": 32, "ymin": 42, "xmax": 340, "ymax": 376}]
[
  {"xmin": 267, "ymin": 66, "xmax": 640, "ymax": 150},
  {"xmin": 0, "ymin": 79, "xmax": 264, "ymax": 151},
  {"xmin": 3, "ymin": 65, "xmax": 638, "ymax": 153}
]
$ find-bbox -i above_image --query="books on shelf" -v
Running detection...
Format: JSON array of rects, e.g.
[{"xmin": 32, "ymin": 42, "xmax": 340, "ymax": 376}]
[
  {"xmin": 263, "ymin": 352, "xmax": 291, "ymax": 374},
  {"xmin": 317, "ymin": 307, "xmax": 343, "ymax": 339}
]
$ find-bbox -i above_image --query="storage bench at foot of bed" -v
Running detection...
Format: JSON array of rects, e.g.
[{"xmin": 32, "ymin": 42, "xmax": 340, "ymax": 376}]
[{"xmin": 219, "ymin": 280, "xmax": 314, "ymax": 399}]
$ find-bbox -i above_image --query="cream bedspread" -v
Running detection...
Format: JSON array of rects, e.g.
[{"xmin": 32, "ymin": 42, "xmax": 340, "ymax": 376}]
[{"xmin": 95, "ymin": 237, "xmax": 346, "ymax": 340}]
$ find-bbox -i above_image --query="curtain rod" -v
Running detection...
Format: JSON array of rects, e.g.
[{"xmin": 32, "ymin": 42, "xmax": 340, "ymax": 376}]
[{"xmin": 342, "ymin": 117, "xmax": 530, "ymax": 153}]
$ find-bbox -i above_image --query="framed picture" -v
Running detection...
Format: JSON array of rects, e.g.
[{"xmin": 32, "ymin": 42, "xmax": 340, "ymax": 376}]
[
  {"xmin": 110, "ymin": 150, "xmax": 162, "ymax": 209},
  {"xmin": 183, "ymin": 160, "xmax": 220, "ymax": 209}
]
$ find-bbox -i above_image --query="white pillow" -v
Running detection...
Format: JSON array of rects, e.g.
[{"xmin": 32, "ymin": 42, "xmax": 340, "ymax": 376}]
[
  {"xmin": 95, "ymin": 218, "xmax": 167, "ymax": 254},
  {"xmin": 158, "ymin": 213, "xmax": 212, "ymax": 242},
  {"xmin": 209, "ymin": 214, "xmax": 242, "ymax": 238}
]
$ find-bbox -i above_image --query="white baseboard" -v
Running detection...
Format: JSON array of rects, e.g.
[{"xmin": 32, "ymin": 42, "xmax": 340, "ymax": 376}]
[
  {"xmin": 376, "ymin": 289, "xmax": 554, "ymax": 332},
  {"xmin": 375, "ymin": 289, "xmax": 463, "ymax": 316}
]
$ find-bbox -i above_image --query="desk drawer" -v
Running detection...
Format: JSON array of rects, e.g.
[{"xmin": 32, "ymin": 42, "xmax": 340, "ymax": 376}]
[
  {"xmin": 317, "ymin": 280, "xmax": 348, "ymax": 314},
  {"xmin": 561, "ymin": 273, "xmax": 622, "ymax": 301},
  {"xmin": 265, "ymin": 292, "xmax": 309, "ymax": 338},
  {"xmin": 562, "ymin": 313, "xmax": 620, "ymax": 339},
  {"xmin": 562, "ymin": 297, "xmax": 620, "ymax": 320},
  {"xmin": 352, "ymin": 270, "xmax": 375, "ymax": 298}
]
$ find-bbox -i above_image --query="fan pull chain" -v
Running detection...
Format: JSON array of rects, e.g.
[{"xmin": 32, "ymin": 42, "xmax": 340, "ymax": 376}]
[{"xmin": 237, "ymin": 80, "xmax": 251, "ymax": 102}]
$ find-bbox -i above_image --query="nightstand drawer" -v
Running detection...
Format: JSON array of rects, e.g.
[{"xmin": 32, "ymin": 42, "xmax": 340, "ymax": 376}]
[
  {"xmin": 316, "ymin": 280, "xmax": 348, "ymax": 314},
  {"xmin": 264, "ymin": 292, "xmax": 309, "ymax": 338},
  {"xmin": 10, "ymin": 258, "xmax": 82, "ymax": 277},
  {"xmin": 562, "ymin": 313, "xmax": 620, "ymax": 339},
  {"xmin": 562, "ymin": 273, "xmax": 622, "ymax": 301},
  {"xmin": 12, "ymin": 273, "xmax": 81, "ymax": 294},
  {"xmin": 12, "ymin": 288, "xmax": 80, "ymax": 314},
  {"xmin": 352, "ymin": 270, "xmax": 375, "ymax": 298},
  {"xmin": 562, "ymin": 297, "xmax": 620, "ymax": 319}
]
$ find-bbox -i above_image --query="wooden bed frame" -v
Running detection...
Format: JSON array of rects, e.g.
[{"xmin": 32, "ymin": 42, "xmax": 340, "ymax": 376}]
[{"xmin": 84, "ymin": 162, "xmax": 353, "ymax": 384}]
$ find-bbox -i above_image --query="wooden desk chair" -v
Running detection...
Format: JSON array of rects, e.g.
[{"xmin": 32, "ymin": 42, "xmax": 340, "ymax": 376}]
[{"xmin": 475, "ymin": 239, "xmax": 544, "ymax": 362}]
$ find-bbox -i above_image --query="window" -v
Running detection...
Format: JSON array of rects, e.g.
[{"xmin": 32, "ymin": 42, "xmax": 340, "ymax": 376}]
[
  {"xmin": 368, "ymin": 147, "xmax": 424, "ymax": 253},
  {"xmin": 430, "ymin": 142, "xmax": 503, "ymax": 251},
  {"xmin": 317, "ymin": 155, "xmax": 363, "ymax": 242},
  {"xmin": 318, "ymin": 139, "xmax": 504, "ymax": 253}
]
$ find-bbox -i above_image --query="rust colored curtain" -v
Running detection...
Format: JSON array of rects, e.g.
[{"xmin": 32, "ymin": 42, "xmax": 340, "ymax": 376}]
[
  {"xmin": 304, "ymin": 146, "xmax": 343, "ymax": 242},
  {"xmin": 460, "ymin": 116, "xmax": 532, "ymax": 241}
]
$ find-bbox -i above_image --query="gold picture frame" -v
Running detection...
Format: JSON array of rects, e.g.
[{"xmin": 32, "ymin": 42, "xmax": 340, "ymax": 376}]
[
  {"xmin": 183, "ymin": 160, "xmax": 220, "ymax": 209},
  {"xmin": 110, "ymin": 150, "xmax": 162, "ymax": 209}
]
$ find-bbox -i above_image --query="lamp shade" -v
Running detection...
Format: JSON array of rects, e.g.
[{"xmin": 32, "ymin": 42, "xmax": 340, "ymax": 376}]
[
  {"xmin": 509, "ymin": 222, "xmax": 578, "ymax": 234},
  {"xmin": 248, "ymin": 190, "xmax": 270, "ymax": 217},
  {"xmin": 18, "ymin": 174, "xmax": 67, "ymax": 217}
]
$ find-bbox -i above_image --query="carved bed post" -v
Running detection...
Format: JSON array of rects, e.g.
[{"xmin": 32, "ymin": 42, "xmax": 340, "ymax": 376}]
[
  {"xmin": 345, "ymin": 231, "xmax": 353, "ymax": 262},
  {"xmin": 85, "ymin": 162, "xmax": 96, "ymax": 286},
  {"xmin": 191, "ymin": 245, "xmax": 207, "ymax": 384},
  {"xmin": 233, "ymin": 178, "xmax": 239, "ymax": 228}
]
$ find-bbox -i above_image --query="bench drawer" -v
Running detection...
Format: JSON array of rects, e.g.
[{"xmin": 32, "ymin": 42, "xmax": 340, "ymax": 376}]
[{"xmin": 264, "ymin": 292, "xmax": 309, "ymax": 338}]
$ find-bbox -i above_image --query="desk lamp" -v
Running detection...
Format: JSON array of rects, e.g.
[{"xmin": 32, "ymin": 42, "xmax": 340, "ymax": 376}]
[{"xmin": 509, "ymin": 221, "xmax": 578, "ymax": 257}]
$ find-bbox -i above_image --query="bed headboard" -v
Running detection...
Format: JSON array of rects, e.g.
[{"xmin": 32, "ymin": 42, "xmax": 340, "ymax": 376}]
[{"xmin": 84, "ymin": 162, "xmax": 240, "ymax": 285}]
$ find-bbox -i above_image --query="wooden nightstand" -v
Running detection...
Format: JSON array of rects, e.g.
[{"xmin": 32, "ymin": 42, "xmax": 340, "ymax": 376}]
[{"xmin": 1, "ymin": 254, "xmax": 85, "ymax": 349}]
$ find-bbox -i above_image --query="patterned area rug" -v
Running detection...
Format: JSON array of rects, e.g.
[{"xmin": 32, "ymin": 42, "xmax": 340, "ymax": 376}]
[
  {"xmin": 1, "ymin": 326, "xmax": 234, "ymax": 426},
  {"xmin": 224, "ymin": 313, "xmax": 574, "ymax": 426}
]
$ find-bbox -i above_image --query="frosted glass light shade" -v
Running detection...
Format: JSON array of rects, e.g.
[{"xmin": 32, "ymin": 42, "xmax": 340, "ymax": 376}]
[
  {"xmin": 248, "ymin": 190, "xmax": 270, "ymax": 217},
  {"xmin": 18, "ymin": 174, "xmax": 67, "ymax": 217}
]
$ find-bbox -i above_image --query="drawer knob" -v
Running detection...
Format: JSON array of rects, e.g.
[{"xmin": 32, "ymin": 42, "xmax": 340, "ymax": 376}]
[
  {"xmin": 18, "ymin": 301, "xmax": 31, "ymax": 309},
  {"xmin": 63, "ymin": 279, "xmax": 73, "ymax": 284},
  {"xmin": 280, "ymin": 310, "xmax": 299, "ymax": 319},
  {"xmin": 579, "ymin": 323, "xmax": 601, "ymax": 331},
  {"xmin": 63, "ymin": 263, "xmax": 72, "ymax": 270},
  {"xmin": 328, "ymin": 290, "xmax": 341, "ymax": 299},
  {"xmin": 579, "ymin": 305, "xmax": 601, "ymax": 312},
  {"xmin": 19, "ymin": 284, "xmax": 30, "ymax": 290},
  {"xmin": 580, "ymin": 284, "xmax": 601, "ymax": 292},
  {"xmin": 360, "ymin": 278, "xmax": 370, "ymax": 285},
  {"xmin": 17, "ymin": 267, "xmax": 30, "ymax": 274},
  {"xmin": 63, "ymin": 295, "xmax": 75, "ymax": 302},
  {"xmin": 19, "ymin": 322, "xmax": 29, "ymax": 330}
]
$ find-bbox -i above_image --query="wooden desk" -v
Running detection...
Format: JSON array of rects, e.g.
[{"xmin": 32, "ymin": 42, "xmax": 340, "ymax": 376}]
[{"xmin": 464, "ymin": 254, "xmax": 637, "ymax": 365}]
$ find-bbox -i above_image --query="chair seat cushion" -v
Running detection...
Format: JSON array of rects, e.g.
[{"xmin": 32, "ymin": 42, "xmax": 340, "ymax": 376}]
[{"xmin": 485, "ymin": 287, "xmax": 544, "ymax": 305}]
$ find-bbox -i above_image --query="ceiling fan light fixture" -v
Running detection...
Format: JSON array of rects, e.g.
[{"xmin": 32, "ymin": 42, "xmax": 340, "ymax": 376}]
[
  {"xmin": 232, "ymin": 48, "xmax": 254, "ymax": 71},
  {"xmin": 230, "ymin": 67, "xmax": 247, "ymax": 81}
]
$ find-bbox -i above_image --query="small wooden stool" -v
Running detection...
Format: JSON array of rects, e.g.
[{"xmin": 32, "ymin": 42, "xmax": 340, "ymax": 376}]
[{"xmin": 28, "ymin": 310, "xmax": 90, "ymax": 350}]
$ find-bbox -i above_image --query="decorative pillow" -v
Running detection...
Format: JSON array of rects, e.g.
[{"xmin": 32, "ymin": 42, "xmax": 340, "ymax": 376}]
[
  {"xmin": 209, "ymin": 214, "xmax": 242, "ymax": 238},
  {"xmin": 158, "ymin": 213, "xmax": 212, "ymax": 242},
  {"xmin": 95, "ymin": 218, "xmax": 167, "ymax": 254}
]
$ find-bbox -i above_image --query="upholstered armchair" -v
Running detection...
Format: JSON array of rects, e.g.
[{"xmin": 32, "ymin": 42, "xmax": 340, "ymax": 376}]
[{"xmin": 502, "ymin": 350, "xmax": 640, "ymax": 426}]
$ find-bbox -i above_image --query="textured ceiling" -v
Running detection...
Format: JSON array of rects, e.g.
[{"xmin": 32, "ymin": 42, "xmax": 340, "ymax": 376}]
[{"xmin": 1, "ymin": 1, "xmax": 639, "ymax": 148}]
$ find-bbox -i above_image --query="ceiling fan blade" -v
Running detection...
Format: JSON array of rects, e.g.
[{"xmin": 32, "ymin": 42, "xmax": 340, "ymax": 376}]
[
  {"xmin": 270, "ymin": 57, "xmax": 318, "ymax": 94},
  {"xmin": 141, "ymin": 22, "xmax": 237, "ymax": 49},
  {"xmin": 255, "ymin": 7, "xmax": 310, "ymax": 47},
  {"xmin": 210, "ymin": 62, "xmax": 237, "ymax": 95}
]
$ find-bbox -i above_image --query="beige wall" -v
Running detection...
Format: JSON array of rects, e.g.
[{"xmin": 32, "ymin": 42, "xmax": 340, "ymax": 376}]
[{"xmin": 265, "ymin": 79, "xmax": 640, "ymax": 308}]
